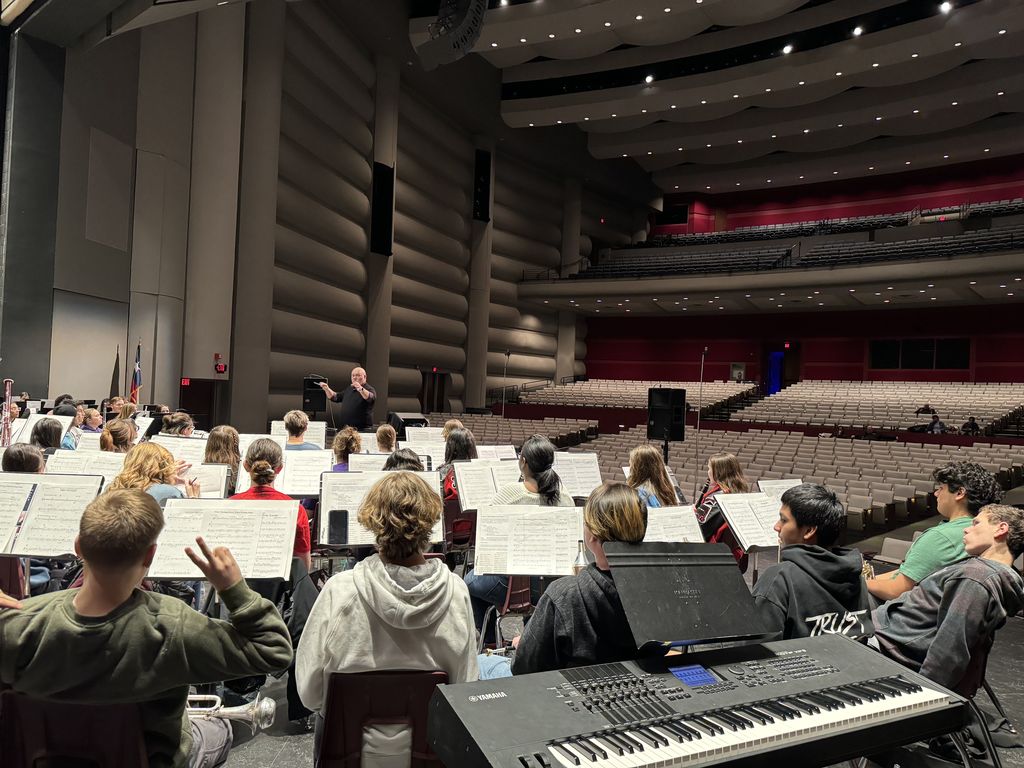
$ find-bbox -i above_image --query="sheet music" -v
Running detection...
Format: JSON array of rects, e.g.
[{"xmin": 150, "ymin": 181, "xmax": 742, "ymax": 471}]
[
  {"xmin": 76, "ymin": 432, "xmax": 102, "ymax": 452},
  {"xmin": 13, "ymin": 413, "xmax": 74, "ymax": 444},
  {"xmin": 398, "ymin": 441, "xmax": 446, "ymax": 463},
  {"xmin": 490, "ymin": 461, "xmax": 523, "ymax": 490},
  {"xmin": 151, "ymin": 435, "xmax": 209, "ymax": 466},
  {"xmin": 348, "ymin": 453, "xmax": 389, "ymax": 472},
  {"xmin": 271, "ymin": 420, "xmax": 327, "ymax": 449},
  {"xmin": 758, "ymin": 478, "xmax": 804, "ymax": 499},
  {"xmin": 715, "ymin": 493, "xmax": 780, "ymax": 551},
  {"xmin": 45, "ymin": 450, "xmax": 127, "ymax": 487},
  {"xmin": 148, "ymin": 499, "xmax": 296, "ymax": 579},
  {"xmin": 643, "ymin": 506, "xmax": 704, "ymax": 543},
  {"xmin": 0, "ymin": 482, "xmax": 37, "ymax": 553},
  {"xmin": 280, "ymin": 450, "xmax": 334, "ymax": 495},
  {"xmin": 453, "ymin": 463, "xmax": 498, "ymax": 511},
  {"xmin": 473, "ymin": 506, "xmax": 582, "ymax": 576},
  {"xmin": 185, "ymin": 463, "xmax": 231, "ymax": 499},
  {"xmin": 7, "ymin": 475, "xmax": 104, "ymax": 556},
  {"xmin": 475, "ymin": 445, "xmax": 517, "ymax": 461},
  {"xmin": 319, "ymin": 470, "xmax": 442, "ymax": 544},
  {"xmin": 134, "ymin": 415, "xmax": 155, "ymax": 441},
  {"xmin": 552, "ymin": 453, "xmax": 604, "ymax": 497},
  {"xmin": 402, "ymin": 426, "xmax": 443, "ymax": 443}
]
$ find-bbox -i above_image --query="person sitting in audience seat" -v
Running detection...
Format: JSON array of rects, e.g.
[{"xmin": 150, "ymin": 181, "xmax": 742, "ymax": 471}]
[
  {"xmin": 866, "ymin": 462, "xmax": 1002, "ymax": 602},
  {"xmin": 160, "ymin": 412, "xmax": 194, "ymax": 437},
  {"xmin": 231, "ymin": 438, "xmax": 312, "ymax": 573},
  {"xmin": 927, "ymin": 414, "xmax": 947, "ymax": 434},
  {"xmin": 296, "ymin": 472, "xmax": 477, "ymax": 764},
  {"xmin": 627, "ymin": 444, "xmax": 678, "ymax": 508},
  {"xmin": 283, "ymin": 409, "xmax": 321, "ymax": 450},
  {"xmin": 107, "ymin": 442, "xmax": 201, "ymax": 507},
  {"xmin": 2, "ymin": 443, "xmax": 45, "ymax": 474},
  {"xmin": 915, "ymin": 403, "xmax": 936, "ymax": 415},
  {"xmin": 753, "ymin": 484, "xmax": 871, "ymax": 640},
  {"xmin": 511, "ymin": 481, "xmax": 652, "ymax": 675},
  {"xmin": 383, "ymin": 448, "xmax": 424, "ymax": 471},
  {"xmin": 204, "ymin": 425, "xmax": 241, "ymax": 496},
  {"xmin": 100, "ymin": 418, "xmax": 138, "ymax": 453},
  {"xmin": 375, "ymin": 424, "xmax": 396, "ymax": 453},
  {"xmin": 961, "ymin": 416, "xmax": 982, "ymax": 436},
  {"xmin": 437, "ymin": 427, "xmax": 478, "ymax": 502},
  {"xmin": 695, "ymin": 452, "xmax": 751, "ymax": 572},
  {"xmin": 0, "ymin": 489, "xmax": 293, "ymax": 768},
  {"xmin": 871, "ymin": 504, "xmax": 1024, "ymax": 692},
  {"xmin": 330, "ymin": 427, "xmax": 361, "ymax": 472}
]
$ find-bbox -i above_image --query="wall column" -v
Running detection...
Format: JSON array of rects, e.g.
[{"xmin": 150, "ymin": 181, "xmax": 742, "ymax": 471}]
[
  {"xmin": 229, "ymin": 0, "xmax": 285, "ymax": 431},
  {"xmin": 364, "ymin": 55, "xmax": 399, "ymax": 422},
  {"xmin": 555, "ymin": 178, "xmax": 581, "ymax": 383},
  {"xmin": 464, "ymin": 139, "xmax": 494, "ymax": 409}
]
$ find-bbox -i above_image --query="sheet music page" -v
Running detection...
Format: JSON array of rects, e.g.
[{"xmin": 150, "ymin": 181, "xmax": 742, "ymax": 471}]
[
  {"xmin": 76, "ymin": 432, "xmax": 102, "ymax": 452},
  {"xmin": 0, "ymin": 482, "xmax": 37, "ymax": 554},
  {"xmin": 134, "ymin": 416, "xmax": 155, "ymax": 440},
  {"xmin": 493, "ymin": 445, "xmax": 518, "ymax": 459},
  {"xmin": 8, "ymin": 475, "xmax": 104, "ymax": 556},
  {"xmin": 149, "ymin": 499, "xmax": 296, "ymax": 579},
  {"xmin": 552, "ymin": 453, "xmax": 603, "ymax": 497},
  {"xmin": 237, "ymin": 434, "xmax": 286, "ymax": 462},
  {"xmin": 750, "ymin": 495, "xmax": 783, "ymax": 533},
  {"xmin": 453, "ymin": 463, "xmax": 498, "ymax": 511},
  {"xmin": 271, "ymin": 420, "xmax": 327, "ymax": 448},
  {"xmin": 643, "ymin": 506, "xmax": 704, "ymax": 543},
  {"xmin": 14, "ymin": 413, "xmax": 74, "ymax": 444},
  {"xmin": 474, "ymin": 445, "xmax": 500, "ymax": 460},
  {"xmin": 186, "ymin": 463, "xmax": 230, "ymax": 498},
  {"xmin": 398, "ymin": 441, "xmax": 446, "ymax": 463},
  {"xmin": 473, "ymin": 506, "xmax": 581, "ymax": 576},
  {"xmin": 715, "ymin": 493, "xmax": 780, "ymax": 551},
  {"xmin": 348, "ymin": 453, "xmax": 389, "ymax": 472},
  {"xmin": 280, "ymin": 450, "xmax": 333, "ymax": 495},
  {"xmin": 151, "ymin": 435, "xmax": 209, "ymax": 466},
  {"xmin": 319, "ymin": 471, "xmax": 387, "ymax": 542},
  {"xmin": 402, "ymin": 427, "xmax": 444, "ymax": 443},
  {"xmin": 758, "ymin": 478, "xmax": 804, "ymax": 499},
  {"xmin": 44, "ymin": 450, "xmax": 92, "ymax": 475},
  {"xmin": 490, "ymin": 461, "xmax": 523, "ymax": 489}
]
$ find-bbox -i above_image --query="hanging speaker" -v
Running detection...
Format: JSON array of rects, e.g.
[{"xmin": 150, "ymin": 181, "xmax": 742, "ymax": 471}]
[
  {"xmin": 370, "ymin": 162, "xmax": 394, "ymax": 256},
  {"xmin": 473, "ymin": 149, "xmax": 491, "ymax": 222}
]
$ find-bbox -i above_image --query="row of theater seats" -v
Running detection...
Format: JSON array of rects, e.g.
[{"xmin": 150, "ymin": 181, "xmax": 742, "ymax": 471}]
[
  {"xmin": 571, "ymin": 246, "xmax": 788, "ymax": 279},
  {"xmin": 517, "ymin": 379, "xmax": 757, "ymax": 410},
  {"xmin": 799, "ymin": 224, "xmax": 1024, "ymax": 268},
  {"xmin": 644, "ymin": 211, "xmax": 912, "ymax": 247},
  {"xmin": 966, "ymin": 197, "xmax": 1024, "ymax": 219},
  {"xmin": 574, "ymin": 425, "xmax": 1023, "ymax": 533},
  {"xmin": 428, "ymin": 413, "xmax": 598, "ymax": 448},
  {"xmin": 732, "ymin": 381, "xmax": 1024, "ymax": 431}
]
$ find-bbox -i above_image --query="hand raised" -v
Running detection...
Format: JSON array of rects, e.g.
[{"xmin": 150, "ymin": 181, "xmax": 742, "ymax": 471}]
[{"xmin": 184, "ymin": 536, "xmax": 243, "ymax": 593}]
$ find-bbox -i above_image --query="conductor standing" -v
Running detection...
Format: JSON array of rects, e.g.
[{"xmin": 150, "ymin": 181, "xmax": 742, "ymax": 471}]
[{"xmin": 318, "ymin": 367, "xmax": 376, "ymax": 430}]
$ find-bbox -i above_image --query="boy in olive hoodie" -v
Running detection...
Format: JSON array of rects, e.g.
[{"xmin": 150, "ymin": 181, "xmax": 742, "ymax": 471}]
[
  {"xmin": 752, "ymin": 484, "xmax": 872, "ymax": 640},
  {"xmin": 0, "ymin": 489, "xmax": 293, "ymax": 768}
]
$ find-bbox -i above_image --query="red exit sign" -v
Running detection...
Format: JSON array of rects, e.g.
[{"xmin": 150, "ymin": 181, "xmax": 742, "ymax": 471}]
[{"xmin": 180, "ymin": 378, "xmax": 190, "ymax": 387}]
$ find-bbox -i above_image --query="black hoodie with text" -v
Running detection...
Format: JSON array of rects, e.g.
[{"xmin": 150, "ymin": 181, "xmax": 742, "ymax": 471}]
[{"xmin": 751, "ymin": 544, "xmax": 872, "ymax": 641}]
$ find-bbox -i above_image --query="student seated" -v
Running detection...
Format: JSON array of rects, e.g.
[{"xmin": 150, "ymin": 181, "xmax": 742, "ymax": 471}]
[
  {"xmin": 119, "ymin": 402, "xmax": 139, "ymax": 420},
  {"xmin": 441, "ymin": 418, "xmax": 464, "ymax": 441},
  {"xmin": 29, "ymin": 417, "xmax": 64, "ymax": 453},
  {"xmin": 160, "ymin": 412, "xmax": 195, "ymax": 437},
  {"xmin": 230, "ymin": 438, "xmax": 312, "ymax": 573},
  {"xmin": 108, "ymin": 442, "xmax": 201, "ymax": 506},
  {"xmin": 81, "ymin": 407, "xmax": 104, "ymax": 433},
  {"xmin": 752, "ymin": 484, "xmax": 871, "ymax": 640},
  {"xmin": 0, "ymin": 489, "xmax": 293, "ymax": 768},
  {"xmin": 511, "ymin": 481, "xmax": 650, "ymax": 675},
  {"xmin": 331, "ymin": 426, "xmax": 361, "ymax": 472},
  {"xmin": 866, "ymin": 461, "xmax": 1002, "ymax": 601},
  {"xmin": 52, "ymin": 403, "xmax": 82, "ymax": 450},
  {"xmin": 383, "ymin": 448, "xmax": 424, "ymax": 471},
  {"xmin": 283, "ymin": 409, "xmax": 320, "ymax": 450},
  {"xmin": 204, "ymin": 425, "xmax": 241, "ymax": 495},
  {"xmin": 100, "ymin": 418, "xmax": 138, "ymax": 453},
  {"xmin": 2, "ymin": 443, "xmax": 46, "ymax": 473},
  {"xmin": 627, "ymin": 444, "xmax": 677, "ymax": 508},
  {"xmin": 695, "ymin": 452, "xmax": 751, "ymax": 571},
  {"xmin": 871, "ymin": 504, "xmax": 1024, "ymax": 692},
  {"xmin": 375, "ymin": 424, "xmax": 396, "ymax": 454},
  {"xmin": 295, "ymin": 472, "xmax": 477, "ymax": 764},
  {"xmin": 436, "ymin": 426, "xmax": 478, "ymax": 502}
]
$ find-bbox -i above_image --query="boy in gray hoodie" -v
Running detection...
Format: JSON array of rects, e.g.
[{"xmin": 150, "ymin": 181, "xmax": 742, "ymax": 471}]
[
  {"xmin": 871, "ymin": 503, "xmax": 1024, "ymax": 692},
  {"xmin": 752, "ymin": 484, "xmax": 872, "ymax": 640}
]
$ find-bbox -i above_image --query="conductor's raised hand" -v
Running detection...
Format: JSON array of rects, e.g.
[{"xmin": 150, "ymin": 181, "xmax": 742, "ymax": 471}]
[{"xmin": 185, "ymin": 536, "xmax": 243, "ymax": 593}]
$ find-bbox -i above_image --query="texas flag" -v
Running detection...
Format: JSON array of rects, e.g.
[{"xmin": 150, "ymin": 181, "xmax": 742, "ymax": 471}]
[{"xmin": 129, "ymin": 343, "xmax": 142, "ymax": 404}]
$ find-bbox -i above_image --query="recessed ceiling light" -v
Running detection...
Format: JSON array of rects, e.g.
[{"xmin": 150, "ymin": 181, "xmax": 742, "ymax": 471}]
[
  {"xmin": 779, "ymin": 292, "xmax": 786, "ymax": 297},
  {"xmin": 875, "ymin": 292, "xmax": 882, "ymax": 296},
  {"xmin": 913, "ymin": 109, "xmax": 920, "ymax": 114},
  {"xmin": 798, "ymin": 80, "xmax": 805, "ymax": 85},
  {"xmin": 735, "ymin": 182, "xmax": 741, "ymax": 186},
  {"xmin": 819, "ymin": 302, "xmax": 824, "ymax": 306},
  {"xmin": 919, "ymin": 289, "xmax": 926, "ymax": 293},
  {"xmin": 905, "ymin": 161, "xmax": 911, "ymax": 165},
  {"xmin": 765, "ymin": 87, "xmax": 772, "ymax": 93},
  {"xmin": 777, "ymin": 305, "xmax": 783, "ymax": 308},
  {"xmin": 951, "ymin": 101, "xmax": 958, "ymax": 106},
  {"xmin": 970, "ymin": 281, "xmax": 977, "ymax": 284},
  {"xmin": 675, "ymin": 301, "xmax": 680, "ymax": 304},
  {"xmin": 671, "ymin": 104, "xmax": 677, "ymax": 109},
  {"xmin": 636, "ymin": 14, "xmax": 643, "ymax": 20},
  {"xmin": 1000, "ymin": 284, "xmax": 1007, "ymax": 288},
  {"xmin": 674, "ymin": 185, "xmax": 679, "ymax": 189},
  {"xmin": 733, "ymin": 94, "xmax": 739, "ymax": 98},
  {"xmin": 706, "ymin": 143, "xmax": 712, "ymax": 148},
  {"xmin": 664, "ymin": 7, "xmax": 672, "ymax": 12},
  {"xmin": 611, "ymin": 113, "xmax": 617, "ymax": 117},
  {"xmin": 884, "ymin": 299, "xmax": 890, "ymax": 304},
  {"xmin": 771, "ymin": 134, "xmax": 777, "ymax": 138},
  {"xmin": 490, "ymin": 42, "xmax": 498, "ymax": 47},
  {"xmin": 833, "ymin": 170, "xmax": 839, "ymax": 175},
  {"xmin": 737, "ymin": 139, "xmax": 743, "ymax": 143},
  {"xmin": 529, "ymin": 123, "xmax": 534, "ymax": 127},
  {"xmin": 500, "ymin": 0, "xmax": 508, "ymax": 5},
  {"xmin": 647, "ymin": 151, "xmax": 652, "ymax": 155},
  {"xmin": 766, "ymin": 179, "xmax": 772, "ymax": 183},
  {"xmin": 998, "ymin": 29, "xmax": 1006, "ymax": 35},
  {"xmin": 783, "ymin": 44, "xmax": 794, "ymax": 54},
  {"xmin": 621, "ymin": 153, "xmax": 627, "ymax": 157},
  {"xmin": 837, "ymin": 123, "xmax": 844, "ymax": 127},
  {"xmin": 997, "ymin": 91, "xmax": 1005, "ymax": 96},
  {"xmin": 548, "ymin": 33, "xmax": 555, "ymax": 38},
  {"xmin": 745, "ymin": 294, "xmax": 751, "ymax": 298},
  {"xmin": 943, "ymin": 154, "xmax": 949, "ymax": 159},
  {"xmin": 954, "ymin": 41, "xmax": 962, "ymax": 46},
  {"xmin": 930, "ymin": 297, "xmax": 937, "ymax": 300},
  {"xmin": 556, "ymin": 119, "xmax": 562, "ymax": 124},
  {"xmin": 604, "ymin": 21, "xmax": 611, "ymax": 27},
  {"xmin": 677, "ymin": 147, "xmax": 683, "ymax": 151},
  {"xmin": 584, "ymin": 116, "xmax": 589, "ymax": 120},
  {"xmin": 641, "ymin": 109, "xmax": 647, "ymax": 113},
  {"xmin": 835, "ymin": 71, "xmax": 843, "ymax": 76},
  {"xmin": 803, "ymin": 128, "xmax": 810, "ymax": 134},
  {"xmin": 875, "ymin": 116, "xmax": 883, "ymax": 121},
  {"xmin": 852, "ymin": 26, "xmax": 863, "ymax": 36},
  {"xmin": 849, "ymin": 289, "xmax": 856, "ymax": 292},
  {"xmin": 911, "ymin": 52, "xmax": 919, "ymax": 58},
  {"xmin": 700, "ymin": 99, "xmax": 707, "ymax": 104},
  {"xmin": 799, "ymin": 175, "xmax": 805, "ymax": 179},
  {"xmin": 520, "ymin": 37, "xmax": 527, "ymax": 42},
  {"xmin": 575, "ymin": 28, "xmax": 582, "ymax": 33},
  {"xmin": 872, "ymin": 62, "xmax": 880, "ymax": 68},
  {"xmin": 984, "ymin": 148, "xmax": 990, "ymax": 152},
  {"xmin": 645, "ymin": 74, "xmax": 654, "ymax": 84},
  {"xmin": 928, "ymin": 284, "xmax": 934, "ymax": 287},
  {"xmin": 705, "ymin": 185, "xmax": 711, "ymax": 189},
  {"xmin": 940, "ymin": 2, "xmax": 952, "ymax": 13}
]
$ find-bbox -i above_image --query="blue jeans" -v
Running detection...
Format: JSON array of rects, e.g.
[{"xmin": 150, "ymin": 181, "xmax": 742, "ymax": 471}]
[
  {"xmin": 463, "ymin": 570, "xmax": 509, "ymax": 632},
  {"xmin": 477, "ymin": 653, "xmax": 513, "ymax": 679}
]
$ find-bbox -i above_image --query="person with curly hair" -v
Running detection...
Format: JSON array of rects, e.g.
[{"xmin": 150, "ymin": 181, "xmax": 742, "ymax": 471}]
[
  {"xmin": 107, "ymin": 442, "xmax": 201, "ymax": 507},
  {"xmin": 330, "ymin": 427, "xmax": 362, "ymax": 472},
  {"xmin": 296, "ymin": 472, "xmax": 477, "ymax": 764},
  {"xmin": 867, "ymin": 461, "xmax": 1003, "ymax": 601}
]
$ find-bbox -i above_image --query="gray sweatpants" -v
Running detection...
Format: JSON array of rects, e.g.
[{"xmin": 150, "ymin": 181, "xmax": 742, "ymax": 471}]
[{"xmin": 189, "ymin": 718, "xmax": 233, "ymax": 768}]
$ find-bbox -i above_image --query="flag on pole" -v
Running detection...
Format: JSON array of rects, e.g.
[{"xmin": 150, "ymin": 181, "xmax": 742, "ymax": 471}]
[
  {"xmin": 109, "ymin": 345, "xmax": 121, "ymax": 399},
  {"xmin": 129, "ymin": 343, "xmax": 142, "ymax": 404}
]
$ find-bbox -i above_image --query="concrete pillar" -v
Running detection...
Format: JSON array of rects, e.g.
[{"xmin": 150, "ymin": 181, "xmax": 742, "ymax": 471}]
[
  {"xmin": 555, "ymin": 178, "xmax": 581, "ymax": 382},
  {"xmin": 229, "ymin": 0, "xmax": 286, "ymax": 431},
  {"xmin": 364, "ymin": 55, "xmax": 399, "ymax": 422},
  {"xmin": 464, "ymin": 140, "xmax": 494, "ymax": 409}
]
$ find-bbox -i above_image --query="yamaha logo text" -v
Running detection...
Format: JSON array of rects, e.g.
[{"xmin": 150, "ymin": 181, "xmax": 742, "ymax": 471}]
[{"xmin": 468, "ymin": 692, "xmax": 507, "ymax": 703}]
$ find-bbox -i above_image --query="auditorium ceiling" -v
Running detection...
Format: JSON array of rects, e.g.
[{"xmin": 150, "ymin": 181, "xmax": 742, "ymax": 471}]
[{"xmin": 410, "ymin": 0, "xmax": 1024, "ymax": 194}]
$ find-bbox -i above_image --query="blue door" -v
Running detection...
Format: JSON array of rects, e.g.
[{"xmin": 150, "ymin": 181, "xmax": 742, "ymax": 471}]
[{"xmin": 767, "ymin": 351, "xmax": 784, "ymax": 395}]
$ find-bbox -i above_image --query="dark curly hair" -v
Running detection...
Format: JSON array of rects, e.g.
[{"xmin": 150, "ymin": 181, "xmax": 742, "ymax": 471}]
[{"xmin": 932, "ymin": 461, "xmax": 1003, "ymax": 514}]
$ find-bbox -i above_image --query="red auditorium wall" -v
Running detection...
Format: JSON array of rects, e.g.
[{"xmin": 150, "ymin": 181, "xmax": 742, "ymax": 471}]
[
  {"xmin": 655, "ymin": 155, "xmax": 1024, "ymax": 235},
  {"xmin": 585, "ymin": 306, "xmax": 1024, "ymax": 384}
]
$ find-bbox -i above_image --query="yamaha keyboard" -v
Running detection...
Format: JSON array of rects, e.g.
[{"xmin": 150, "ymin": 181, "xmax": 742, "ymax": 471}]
[{"xmin": 428, "ymin": 635, "xmax": 968, "ymax": 768}]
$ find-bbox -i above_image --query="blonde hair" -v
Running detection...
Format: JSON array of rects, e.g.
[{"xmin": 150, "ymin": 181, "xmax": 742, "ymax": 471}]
[
  {"xmin": 358, "ymin": 472, "xmax": 441, "ymax": 561},
  {"xmin": 628, "ymin": 445, "xmax": 676, "ymax": 506},
  {"xmin": 284, "ymin": 409, "xmax": 309, "ymax": 438},
  {"xmin": 376, "ymin": 424, "xmax": 396, "ymax": 452},
  {"xmin": 708, "ymin": 452, "xmax": 750, "ymax": 494},
  {"xmin": 83, "ymin": 407, "xmax": 101, "ymax": 423},
  {"xmin": 332, "ymin": 427, "xmax": 362, "ymax": 463},
  {"xmin": 107, "ymin": 442, "xmax": 177, "ymax": 492},
  {"xmin": 244, "ymin": 438, "xmax": 283, "ymax": 486},
  {"xmin": 161, "ymin": 412, "xmax": 194, "ymax": 436},
  {"xmin": 118, "ymin": 402, "xmax": 137, "ymax": 419},
  {"xmin": 441, "ymin": 419, "xmax": 464, "ymax": 441},
  {"xmin": 205, "ymin": 425, "xmax": 241, "ymax": 470},
  {"xmin": 584, "ymin": 481, "xmax": 647, "ymax": 543},
  {"xmin": 79, "ymin": 489, "xmax": 164, "ymax": 569},
  {"xmin": 100, "ymin": 419, "xmax": 137, "ymax": 453}
]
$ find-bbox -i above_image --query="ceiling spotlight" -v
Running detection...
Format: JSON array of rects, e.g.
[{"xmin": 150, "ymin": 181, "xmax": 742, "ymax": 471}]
[
  {"xmin": 664, "ymin": 7, "xmax": 672, "ymax": 12},
  {"xmin": 852, "ymin": 27, "xmax": 862, "ymax": 36},
  {"xmin": 984, "ymin": 148, "xmax": 990, "ymax": 152},
  {"xmin": 940, "ymin": 1, "xmax": 952, "ymax": 12},
  {"xmin": 835, "ymin": 71, "xmax": 843, "ymax": 76},
  {"xmin": 913, "ymin": 109, "xmax": 920, "ymax": 114},
  {"xmin": 636, "ymin": 14, "xmax": 643, "ymax": 20},
  {"xmin": 803, "ymin": 128, "xmax": 810, "ymax": 134},
  {"xmin": 548, "ymin": 33, "xmax": 555, "ymax": 38},
  {"xmin": 574, "ymin": 28, "xmax": 582, "ymax": 33},
  {"xmin": 700, "ymin": 99, "xmax": 707, "ymax": 104},
  {"xmin": 782, "ymin": 44, "xmax": 794, "ymax": 54},
  {"xmin": 872, "ymin": 62, "xmax": 880, "ymax": 68},
  {"xmin": 951, "ymin": 101, "xmax": 958, "ymax": 106},
  {"xmin": 954, "ymin": 41, "xmax": 962, "ymax": 46},
  {"xmin": 645, "ymin": 74, "xmax": 655, "ymax": 84},
  {"xmin": 943, "ymin": 154, "xmax": 949, "ymax": 159},
  {"xmin": 520, "ymin": 37, "xmax": 527, "ymax": 42},
  {"xmin": 799, "ymin": 175, "xmax": 805, "ymax": 179},
  {"xmin": 490, "ymin": 42, "xmax": 498, "ymax": 47},
  {"xmin": 875, "ymin": 116, "xmax": 883, "ymax": 121},
  {"xmin": 671, "ymin": 104, "xmax": 677, "ymax": 109},
  {"xmin": 733, "ymin": 93, "xmax": 739, "ymax": 98},
  {"xmin": 604, "ymin": 21, "xmax": 611, "ymax": 27},
  {"xmin": 833, "ymin": 170, "xmax": 839, "ymax": 175},
  {"xmin": 911, "ymin": 52, "xmax": 919, "ymax": 58},
  {"xmin": 998, "ymin": 29, "xmax": 1006, "ymax": 35},
  {"xmin": 500, "ymin": 0, "xmax": 508, "ymax": 5}
]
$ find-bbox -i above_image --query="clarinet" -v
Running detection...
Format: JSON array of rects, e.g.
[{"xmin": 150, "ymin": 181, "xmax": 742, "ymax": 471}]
[{"xmin": 1, "ymin": 378, "xmax": 12, "ymax": 448}]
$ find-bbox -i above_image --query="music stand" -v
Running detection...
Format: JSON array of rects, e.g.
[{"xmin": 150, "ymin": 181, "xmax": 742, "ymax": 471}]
[{"xmin": 605, "ymin": 541, "xmax": 768, "ymax": 648}]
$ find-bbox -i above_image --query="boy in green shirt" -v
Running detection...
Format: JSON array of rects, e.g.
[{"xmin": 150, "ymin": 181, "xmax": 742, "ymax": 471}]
[
  {"xmin": 866, "ymin": 461, "xmax": 1003, "ymax": 601},
  {"xmin": 0, "ymin": 489, "xmax": 293, "ymax": 768}
]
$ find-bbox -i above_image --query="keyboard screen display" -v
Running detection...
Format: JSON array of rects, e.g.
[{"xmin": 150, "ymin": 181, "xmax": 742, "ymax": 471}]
[{"xmin": 669, "ymin": 664, "xmax": 719, "ymax": 687}]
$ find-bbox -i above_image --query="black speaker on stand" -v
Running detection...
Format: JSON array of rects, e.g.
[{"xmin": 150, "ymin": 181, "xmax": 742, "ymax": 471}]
[
  {"xmin": 648, "ymin": 388, "xmax": 686, "ymax": 463},
  {"xmin": 303, "ymin": 376, "xmax": 327, "ymax": 414}
]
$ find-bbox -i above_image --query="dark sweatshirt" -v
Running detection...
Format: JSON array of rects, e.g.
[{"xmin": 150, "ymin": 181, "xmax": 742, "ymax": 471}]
[
  {"xmin": 512, "ymin": 564, "xmax": 642, "ymax": 675},
  {"xmin": 0, "ymin": 581, "xmax": 293, "ymax": 768},
  {"xmin": 872, "ymin": 557, "xmax": 1024, "ymax": 691},
  {"xmin": 752, "ymin": 545, "xmax": 872, "ymax": 641}
]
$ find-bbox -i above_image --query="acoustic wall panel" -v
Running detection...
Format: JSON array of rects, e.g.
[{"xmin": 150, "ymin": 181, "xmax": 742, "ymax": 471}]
[
  {"xmin": 391, "ymin": 89, "xmax": 473, "ymax": 412},
  {"xmin": 270, "ymin": 3, "xmax": 374, "ymax": 416}
]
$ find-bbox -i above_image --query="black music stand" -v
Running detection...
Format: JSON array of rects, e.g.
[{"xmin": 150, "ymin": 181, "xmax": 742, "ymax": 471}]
[{"xmin": 605, "ymin": 541, "xmax": 768, "ymax": 649}]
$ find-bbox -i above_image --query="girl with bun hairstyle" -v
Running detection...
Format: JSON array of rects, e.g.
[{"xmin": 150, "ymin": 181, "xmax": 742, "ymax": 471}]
[{"xmin": 100, "ymin": 419, "xmax": 137, "ymax": 453}]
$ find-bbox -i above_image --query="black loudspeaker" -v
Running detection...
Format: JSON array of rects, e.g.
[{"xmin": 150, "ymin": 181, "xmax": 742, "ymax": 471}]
[
  {"xmin": 647, "ymin": 388, "xmax": 686, "ymax": 441},
  {"xmin": 472, "ymin": 149, "xmax": 491, "ymax": 223},
  {"xmin": 387, "ymin": 411, "xmax": 429, "ymax": 441},
  {"xmin": 370, "ymin": 162, "xmax": 395, "ymax": 255},
  {"xmin": 303, "ymin": 376, "xmax": 327, "ymax": 412}
]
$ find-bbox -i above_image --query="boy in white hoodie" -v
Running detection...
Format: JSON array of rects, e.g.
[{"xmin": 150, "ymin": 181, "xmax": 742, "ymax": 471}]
[{"xmin": 296, "ymin": 471, "xmax": 478, "ymax": 766}]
